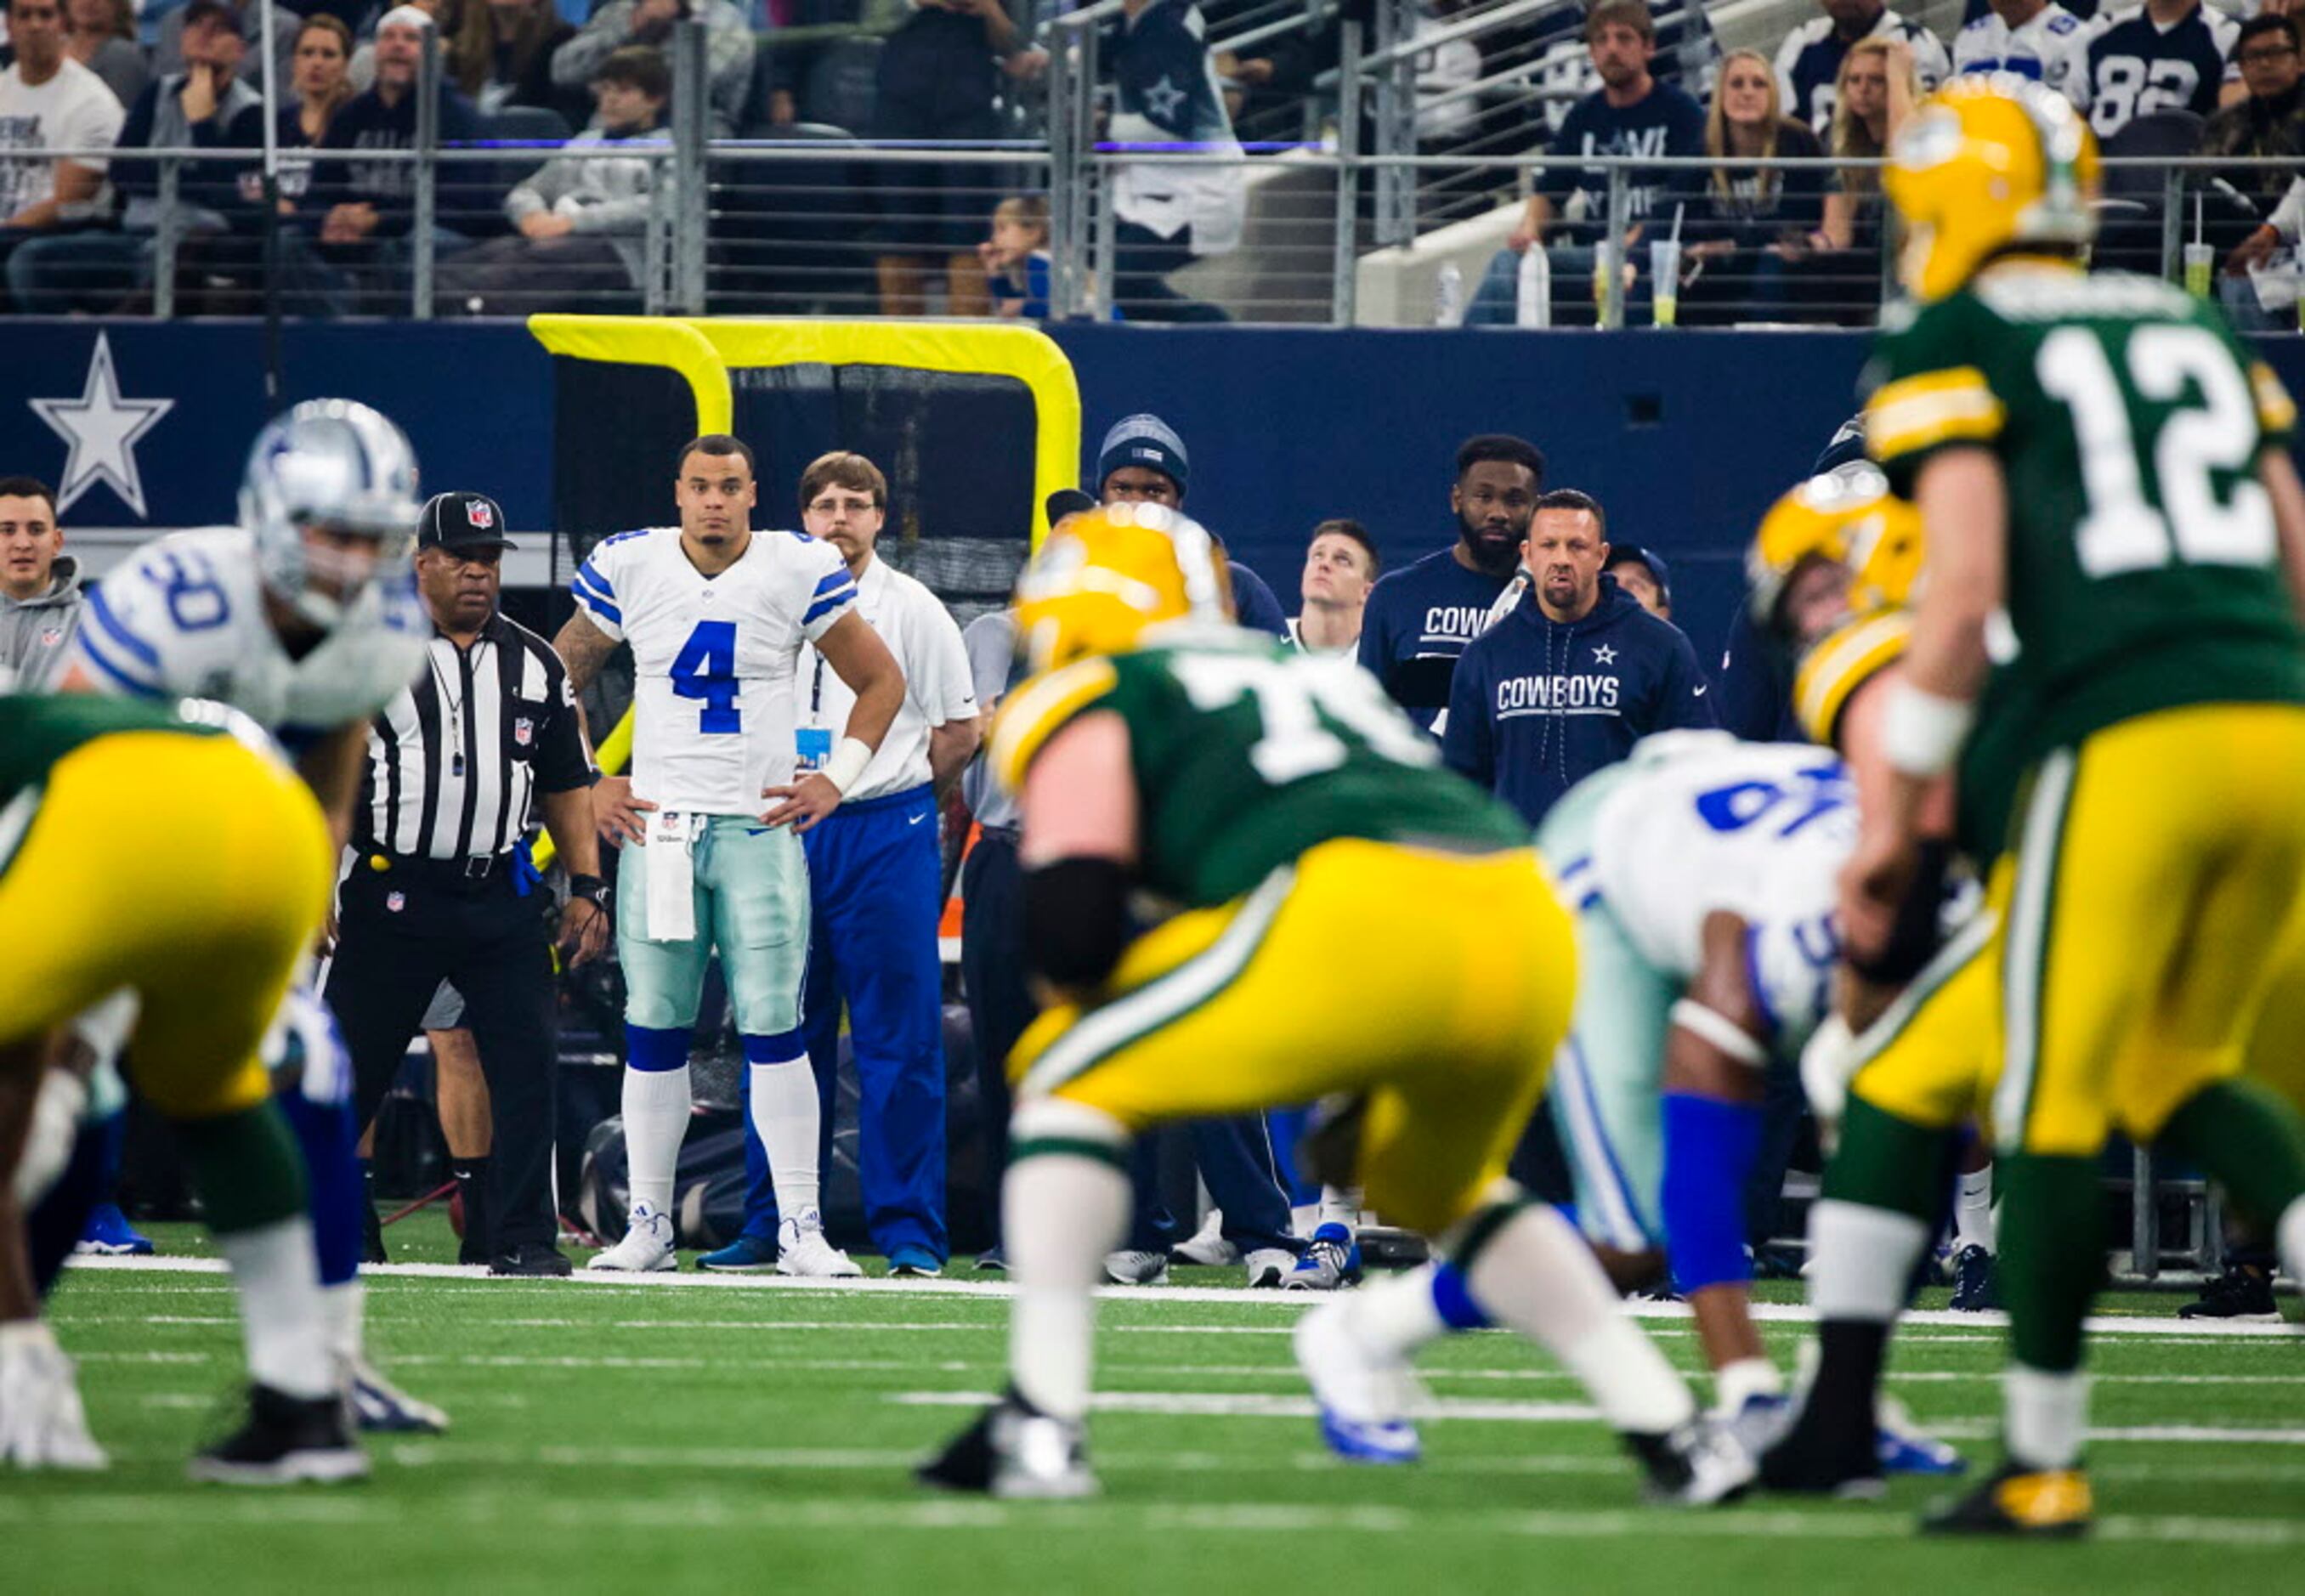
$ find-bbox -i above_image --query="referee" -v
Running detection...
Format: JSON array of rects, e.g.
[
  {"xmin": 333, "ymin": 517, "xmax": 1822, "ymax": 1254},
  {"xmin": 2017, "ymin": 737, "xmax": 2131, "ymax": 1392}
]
[{"xmin": 323, "ymin": 491, "xmax": 609, "ymax": 1277}]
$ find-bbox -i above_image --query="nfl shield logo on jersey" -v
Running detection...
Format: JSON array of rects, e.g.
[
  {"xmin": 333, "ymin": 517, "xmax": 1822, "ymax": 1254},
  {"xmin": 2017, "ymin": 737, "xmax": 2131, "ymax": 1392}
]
[
  {"xmin": 467, "ymin": 499, "xmax": 496, "ymax": 530},
  {"xmin": 39, "ymin": 626, "xmax": 61, "ymax": 649},
  {"xmin": 387, "ymin": 891, "xmax": 405, "ymax": 914},
  {"xmin": 513, "ymin": 716, "xmax": 533, "ymax": 746}
]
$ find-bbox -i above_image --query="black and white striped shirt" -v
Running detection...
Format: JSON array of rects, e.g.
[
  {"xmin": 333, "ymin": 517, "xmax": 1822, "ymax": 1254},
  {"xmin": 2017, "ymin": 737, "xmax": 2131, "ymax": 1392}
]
[{"xmin": 357, "ymin": 613, "xmax": 593, "ymax": 863}]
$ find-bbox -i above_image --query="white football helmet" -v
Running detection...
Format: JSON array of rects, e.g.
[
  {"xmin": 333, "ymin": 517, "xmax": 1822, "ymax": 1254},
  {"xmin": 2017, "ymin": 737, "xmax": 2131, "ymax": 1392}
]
[{"xmin": 241, "ymin": 399, "xmax": 421, "ymax": 630}]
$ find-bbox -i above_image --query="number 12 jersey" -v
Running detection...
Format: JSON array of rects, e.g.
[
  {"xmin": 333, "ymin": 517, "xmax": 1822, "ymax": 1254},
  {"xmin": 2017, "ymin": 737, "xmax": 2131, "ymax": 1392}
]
[
  {"xmin": 572, "ymin": 526, "xmax": 858, "ymax": 815},
  {"xmin": 1863, "ymin": 263, "xmax": 2305, "ymax": 851}
]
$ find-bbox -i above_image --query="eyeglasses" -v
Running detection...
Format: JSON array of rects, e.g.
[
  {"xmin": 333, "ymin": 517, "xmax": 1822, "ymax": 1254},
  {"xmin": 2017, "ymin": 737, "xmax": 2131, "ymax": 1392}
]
[{"xmin": 2240, "ymin": 44, "xmax": 2299, "ymax": 65}]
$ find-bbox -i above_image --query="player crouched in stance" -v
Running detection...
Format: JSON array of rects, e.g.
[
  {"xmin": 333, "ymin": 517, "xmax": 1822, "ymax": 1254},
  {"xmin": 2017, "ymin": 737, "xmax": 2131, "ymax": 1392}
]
[
  {"xmin": 48, "ymin": 399, "xmax": 446, "ymax": 1435},
  {"xmin": 916, "ymin": 502, "xmax": 1748, "ymax": 1505},
  {"xmin": 0, "ymin": 695, "xmax": 362, "ymax": 1481}
]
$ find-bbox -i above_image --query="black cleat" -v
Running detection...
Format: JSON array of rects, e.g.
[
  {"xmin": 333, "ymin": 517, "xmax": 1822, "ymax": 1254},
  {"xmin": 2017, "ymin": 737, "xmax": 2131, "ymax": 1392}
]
[
  {"xmin": 1922, "ymin": 1462, "xmax": 2092, "ymax": 1538},
  {"xmin": 490, "ymin": 1243, "xmax": 574, "ymax": 1277},
  {"xmin": 1948, "ymin": 1244, "xmax": 2000, "ymax": 1312},
  {"xmin": 2179, "ymin": 1263, "xmax": 2280, "ymax": 1322},
  {"xmin": 1759, "ymin": 1397, "xmax": 1885, "ymax": 1500},
  {"xmin": 189, "ymin": 1384, "xmax": 368, "ymax": 1486},
  {"xmin": 360, "ymin": 1198, "xmax": 388, "ymax": 1267},
  {"xmin": 917, "ymin": 1388, "xmax": 1095, "ymax": 1498},
  {"xmin": 1625, "ymin": 1417, "xmax": 1754, "ymax": 1505}
]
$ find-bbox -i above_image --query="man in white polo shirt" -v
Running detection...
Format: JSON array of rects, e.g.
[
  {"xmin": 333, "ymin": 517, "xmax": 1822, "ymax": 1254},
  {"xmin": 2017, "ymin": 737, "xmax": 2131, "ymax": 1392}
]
[{"xmin": 699, "ymin": 450, "xmax": 981, "ymax": 1277}]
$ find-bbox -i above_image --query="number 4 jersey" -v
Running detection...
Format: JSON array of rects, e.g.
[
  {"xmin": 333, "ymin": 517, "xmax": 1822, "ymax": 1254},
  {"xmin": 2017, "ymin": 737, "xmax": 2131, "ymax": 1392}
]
[
  {"xmin": 572, "ymin": 526, "xmax": 857, "ymax": 815},
  {"xmin": 990, "ymin": 627, "xmax": 1528, "ymax": 908},
  {"xmin": 1864, "ymin": 264, "xmax": 2305, "ymax": 847}
]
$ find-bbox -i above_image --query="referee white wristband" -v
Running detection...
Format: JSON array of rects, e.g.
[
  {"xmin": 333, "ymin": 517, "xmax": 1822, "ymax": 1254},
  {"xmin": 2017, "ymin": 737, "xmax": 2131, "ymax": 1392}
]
[
  {"xmin": 818, "ymin": 736, "xmax": 875, "ymax": 796},
  {"xmin": 1880, "ymin": 680, "xmax": 1975, "ymax": 778}
]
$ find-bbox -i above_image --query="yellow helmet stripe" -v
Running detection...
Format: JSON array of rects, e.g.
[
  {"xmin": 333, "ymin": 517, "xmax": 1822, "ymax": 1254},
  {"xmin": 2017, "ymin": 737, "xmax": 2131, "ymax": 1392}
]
[
  {"xmin": 1795, "ymin": 608, "xmax": 1914, "ymax": 748},
  {"xmin": 2251, "ymin": 361, "xmax": 2298, "ymax": 440},
  {"xmin": 990, "ymin": 655, "xmax": 1121, "ymax": 794},
  {"xmin": 1867, "ymin": 367, "xmax": 2005, "ymax": 461}
]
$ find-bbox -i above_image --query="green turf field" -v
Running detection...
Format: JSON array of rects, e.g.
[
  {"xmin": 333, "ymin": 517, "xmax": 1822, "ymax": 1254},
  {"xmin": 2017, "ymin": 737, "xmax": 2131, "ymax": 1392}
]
[{"xmin": 13, "ymin": 1213, "xmax": 2302, "ymax": 1595}]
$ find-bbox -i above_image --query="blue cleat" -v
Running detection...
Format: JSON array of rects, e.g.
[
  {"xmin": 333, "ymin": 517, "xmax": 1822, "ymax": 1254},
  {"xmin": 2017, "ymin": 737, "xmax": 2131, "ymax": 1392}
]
[
  {"xmin": 1283, "ymin": 1222, "xmax": 1363, "ymax": 1291},
  {"xmin": 1876, "ymin": 1395, "xmax": 1966, "ymax": 1475},
  {"xmin": 887, "ymin": 1244, "xmax": 944, "ymax": 1279},
  {"xmin": 696, "ymin": 1233, "xmax": 779, "ymax": 1273},
  {"xmin": 1294, "ymin": 1299, "xmax": 1422, "ymax": 1464},
  {"xmin": 1317, "ymin": 1407, "xmax": 1422, "ymax": 1465},
  {"xmin": 74, "ymin": 1203, "xmax": 154, "ymax": 1257}
]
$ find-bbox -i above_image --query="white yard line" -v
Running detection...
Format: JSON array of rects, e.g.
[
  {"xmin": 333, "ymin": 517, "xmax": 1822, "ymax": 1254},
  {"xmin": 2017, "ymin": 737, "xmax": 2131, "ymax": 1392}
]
[{"xmin": 59, "ymin": 1254, "xmax": 2305, "ymax": 1340}]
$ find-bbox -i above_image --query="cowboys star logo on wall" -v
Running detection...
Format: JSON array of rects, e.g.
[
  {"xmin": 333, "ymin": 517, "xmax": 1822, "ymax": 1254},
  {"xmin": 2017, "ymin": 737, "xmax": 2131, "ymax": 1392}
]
[{"xmin": 27, "ymin": 333, "xmax": 174, "ymax": 518}]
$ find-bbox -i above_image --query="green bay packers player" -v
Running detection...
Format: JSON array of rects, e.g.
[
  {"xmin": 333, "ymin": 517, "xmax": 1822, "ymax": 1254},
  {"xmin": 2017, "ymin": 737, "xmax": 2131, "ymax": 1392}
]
[
  {"xmin": 1806, "ymin": 74, "xmax": 2305, "ymax": 1536},
  {"xmin": 0, "ymin": 694, "xmax": 360, "ymax": 1480},
  {"xmin": 916, "ymin": 503, "xmax": 1747, "ymax": 1505}
]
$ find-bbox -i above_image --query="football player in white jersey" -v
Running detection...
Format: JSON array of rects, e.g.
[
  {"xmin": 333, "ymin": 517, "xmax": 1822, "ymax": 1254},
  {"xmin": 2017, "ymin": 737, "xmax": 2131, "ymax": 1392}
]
[
  {"xmin": 555, "ymin": 433, "xmax": 903, "ymax": 1275},
  {"xmin": 54, "ymin": 399, "xmax": 449, "ymax": 1438}
]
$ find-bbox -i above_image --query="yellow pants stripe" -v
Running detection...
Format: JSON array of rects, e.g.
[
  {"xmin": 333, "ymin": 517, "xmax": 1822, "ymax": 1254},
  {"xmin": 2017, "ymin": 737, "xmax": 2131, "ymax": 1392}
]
[{"xmin": 1020, "ymin": 865, "xmax": 1294, "ymax": 1099}]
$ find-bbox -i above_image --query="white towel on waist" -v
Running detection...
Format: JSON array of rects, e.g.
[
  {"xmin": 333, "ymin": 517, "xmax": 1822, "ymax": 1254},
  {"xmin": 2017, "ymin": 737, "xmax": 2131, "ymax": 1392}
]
[{"xmin": 643, "ymin": 811, "xmax": 705, "ymax": 942}]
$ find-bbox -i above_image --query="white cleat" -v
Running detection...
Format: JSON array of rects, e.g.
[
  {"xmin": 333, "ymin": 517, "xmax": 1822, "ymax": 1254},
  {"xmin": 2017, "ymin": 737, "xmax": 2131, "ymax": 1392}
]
[
  {"xmin": 1170, "ymin": 1208, "xmax": 1238, "ymax": 1267},
  {"xmin": 587, "ymin": 1201, "xmax": 677, "ymax": 1272},
  {"xmin": 343, "ymin": 1352, "xmax": 450, "ymax": 1435},
  {"xmin": 776, "ymin": 1209, "xmax": 863, "ymax": 1278},
  {"xmin": 1629, "ymin": 1416, "xmax": 1756, "ymax": 1507},
  {"xmin": 1293, "ymin": 1298, "xmax": 1423, "ymax": 1463},
  {"xmin": 1243, "ymin": 1248, "xmax": 1298, "ymax": 1289},
  {"xmin": 1103, "ymin": 1249, "xmax": 1169, "ymax": 1286},
  {"xmin": 0, "ymin": 1321, "xmax": 109, "ymax": 1470}
]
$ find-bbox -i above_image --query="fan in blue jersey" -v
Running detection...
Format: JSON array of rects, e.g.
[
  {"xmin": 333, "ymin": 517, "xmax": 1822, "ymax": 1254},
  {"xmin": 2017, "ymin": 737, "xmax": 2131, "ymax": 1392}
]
[
  {"xmin": 1775, "ymin": 0, "xmax": 1952, "ymax": 132},
  {"xmin": 2068, "ymin": 0, "xmax": 2240, "ymax": 139}
]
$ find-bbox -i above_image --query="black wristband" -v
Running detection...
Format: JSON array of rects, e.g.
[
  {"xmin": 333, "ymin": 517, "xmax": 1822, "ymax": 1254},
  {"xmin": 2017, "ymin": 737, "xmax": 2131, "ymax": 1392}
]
[{"xmin": 569, "ymin": 874, "xmax": 609, "ymax": 908}]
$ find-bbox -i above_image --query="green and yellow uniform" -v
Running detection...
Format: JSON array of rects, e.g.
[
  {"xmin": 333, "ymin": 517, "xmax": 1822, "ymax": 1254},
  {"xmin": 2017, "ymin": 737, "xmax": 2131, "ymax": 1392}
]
[
  {"xmin": 0, "ymin": 694, "xmax": 334, "ymax": 1120},
  {"xmin": 992, "ymin": 628, "xmax": 1572, "ymax": 1233},
  {"xmin": 1856, "ymin": 262, "xmax": 2305, "ymax": 1155}
]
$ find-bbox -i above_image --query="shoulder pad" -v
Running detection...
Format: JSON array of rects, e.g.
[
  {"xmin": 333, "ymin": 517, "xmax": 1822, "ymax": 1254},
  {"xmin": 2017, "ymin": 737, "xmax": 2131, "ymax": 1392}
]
[{"xmin": 989, "ymin": 656, "xmax": 1122, "ymax": 795}]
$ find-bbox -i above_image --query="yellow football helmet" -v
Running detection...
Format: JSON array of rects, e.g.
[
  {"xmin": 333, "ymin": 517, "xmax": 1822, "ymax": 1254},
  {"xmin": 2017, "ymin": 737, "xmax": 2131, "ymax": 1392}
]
[
  {"xmin": 1885, "ymin": 72, "xmax": 2099, "ymax": 303},
  {"xmin": 1012, "ymin": 501, "xmax": 1234, "ymax": 672},
  {"xmin": 1747, "ymin": 461, "xmax": 1925, "ymax": 642}
]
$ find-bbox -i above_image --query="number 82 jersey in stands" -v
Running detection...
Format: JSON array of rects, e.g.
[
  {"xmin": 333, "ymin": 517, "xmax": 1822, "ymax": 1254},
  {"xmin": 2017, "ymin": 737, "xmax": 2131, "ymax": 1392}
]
[
  {"xmin": 989, "ymin": 627, "xmax": 1527, "ymax": 909},
  {"xmin": 570, "ymin": 526, "xmax": 857, "ymax": 816}
]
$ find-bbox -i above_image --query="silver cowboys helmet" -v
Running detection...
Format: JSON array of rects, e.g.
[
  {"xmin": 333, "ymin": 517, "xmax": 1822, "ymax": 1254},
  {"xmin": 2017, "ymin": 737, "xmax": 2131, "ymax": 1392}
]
[{"xmin": 241, "ymin": 399, "xmax": 421, "ymax": 629}]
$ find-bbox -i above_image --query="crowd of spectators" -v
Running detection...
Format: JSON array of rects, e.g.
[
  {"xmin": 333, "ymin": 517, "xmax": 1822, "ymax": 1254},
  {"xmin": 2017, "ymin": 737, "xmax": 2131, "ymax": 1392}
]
[{"xmin": 1, "ymin": 0, "xmax": 2301, "ymax": 321}]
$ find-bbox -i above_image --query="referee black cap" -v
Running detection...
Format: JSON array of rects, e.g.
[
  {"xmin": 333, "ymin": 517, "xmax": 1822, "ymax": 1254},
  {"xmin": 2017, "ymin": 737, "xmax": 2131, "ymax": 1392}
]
[{"xmin": 419, "ymin": 491, "xmax": 516, "ymax": 553}]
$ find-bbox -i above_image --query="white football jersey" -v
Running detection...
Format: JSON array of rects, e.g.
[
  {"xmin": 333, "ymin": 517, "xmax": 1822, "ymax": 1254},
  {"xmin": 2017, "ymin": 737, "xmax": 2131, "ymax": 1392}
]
[
  {"xmin": 1953, "ymin": 3, "xmax": 2090, "ymax": 96},
  {"xmin": 66, "ymin": 526, "xmax": 430, "ymax": 738},
  {"xmin": 1587, "ymin": 732, "xmax": 1854, "ymax": 1052},
  {"xmin": 572, "ymin": 525, "xmax": 857, "ymax": 815}
]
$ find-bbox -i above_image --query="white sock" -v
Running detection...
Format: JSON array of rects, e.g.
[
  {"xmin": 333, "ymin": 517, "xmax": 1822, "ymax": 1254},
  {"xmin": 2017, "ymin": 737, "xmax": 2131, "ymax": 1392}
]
[
  {"xmin": 748, "ymin": 1057, "xmax": 822, "ymax": 1220},
  {"xmin": 1343, "ymin": 1262, "xmax": 1450, "ymax": 1363},
  {"xmin": 319, "ymin": 1279, "xmax": 362, "ymax": 1364},
  {"xmin": 1291, "ymin": 1203, "xmax": 1320, "ymax": 1239},
  {"xmin": 2276, "ymin": 1194, "xmax": 2305, "ymax": 1289},
  {"xmin": 1319, "ymin": 1185, "xmax": 1361, "ymax": 1229},
  {"xmin": 1464, "ymin": 1204, "xmax": 1694, "ymax": 1435},
  {"xmin": 1954, "ymin": 1163, "xmax": 1996, "ymax": 1253},
  {"xmin": 218, "ymin": 1218, "xmax": 335, "ymax": 1401},
  {"xmin": 1005, "ymin": 1101, "xmax": 1131, "ymax": 1423},
  {"xmin": 1809, "ymin": 1199, "xmax": 1930, "ymax": 1322},
  {"xmin": 1713, "ymin": 1355, "xmax": 1785, "ymax": 1414},
  {"xmin": 621, "ymin": 1064, "xmax": 693, "ymax": 1215},
  {"xmin": 2005, "ymin": 1362, "xmax": 2089, "ymax": 1471}
]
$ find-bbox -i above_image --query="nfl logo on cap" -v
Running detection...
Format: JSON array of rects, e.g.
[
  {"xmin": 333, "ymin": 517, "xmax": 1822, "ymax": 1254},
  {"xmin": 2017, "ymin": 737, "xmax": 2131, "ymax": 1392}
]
[{"xmin": 467, "ymin": 499, "xmax": 496, "ymax": 529}]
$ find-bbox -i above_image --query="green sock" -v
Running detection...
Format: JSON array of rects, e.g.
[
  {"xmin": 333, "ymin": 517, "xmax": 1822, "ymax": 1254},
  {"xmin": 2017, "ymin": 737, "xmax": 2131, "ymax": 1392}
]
[
  {"xmin": 176, "ymin": 1101, "xmax": 309, "ymax": 1236},
  {"xmin": 2156, "ymin": 1078, "xmax": 2305, "ymax": 1230},
  {"xmin": 1996, "ymin": 1153, "xmax": 2104, "ymax": 1373},
  {"xmin": 1821, "ymin": 1098, "xmax": 1951, "ymax": 1224}
]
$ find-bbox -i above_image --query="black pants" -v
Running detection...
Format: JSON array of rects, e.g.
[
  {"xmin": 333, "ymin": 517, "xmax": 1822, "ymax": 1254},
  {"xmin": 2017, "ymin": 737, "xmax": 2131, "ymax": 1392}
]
[
  {"xmin": 1112, "ymin": 221, "xmax": 1232, "ymax": 324},
  {"xmin": 960, "ymin": 831, "xmax": 1034, "ymax": 1250},
  {"xmin": 324, "ymin": 860, "xmax": 561, "ymax": 1253}
]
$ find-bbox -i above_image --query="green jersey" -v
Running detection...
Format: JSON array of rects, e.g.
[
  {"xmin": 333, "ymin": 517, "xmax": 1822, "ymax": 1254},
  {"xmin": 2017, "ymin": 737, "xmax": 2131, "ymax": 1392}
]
[
  {"xmin": 988, "ymin": 627, "xmax": 1528, "ymax": 907},
  {"xmin": 1865, "ymin": 263, "xmax": 2305, "ymax": 852},
  {"xmin": 0, "ymin": 694, "xmax": 227, "ymax": 809}
]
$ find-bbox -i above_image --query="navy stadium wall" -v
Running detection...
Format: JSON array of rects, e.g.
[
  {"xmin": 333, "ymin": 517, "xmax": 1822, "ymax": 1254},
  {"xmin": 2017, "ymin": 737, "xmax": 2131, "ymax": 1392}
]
[{"xmin": 7, "ymin": 321, "xmax": 2301, "ymax": 665}]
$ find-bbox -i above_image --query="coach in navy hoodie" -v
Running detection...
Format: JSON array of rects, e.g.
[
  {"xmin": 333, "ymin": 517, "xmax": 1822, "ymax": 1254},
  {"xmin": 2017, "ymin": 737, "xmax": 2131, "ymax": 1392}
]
[{"xmin": 1444, "ymin": 490, "xmax": 1715, "ymax": 826}]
